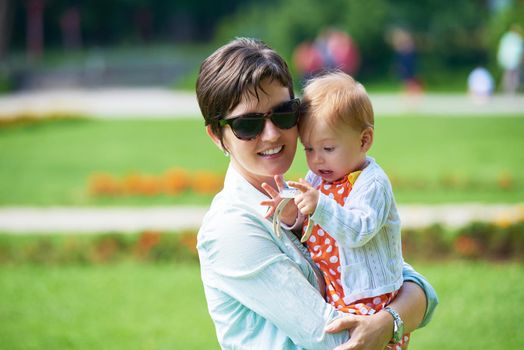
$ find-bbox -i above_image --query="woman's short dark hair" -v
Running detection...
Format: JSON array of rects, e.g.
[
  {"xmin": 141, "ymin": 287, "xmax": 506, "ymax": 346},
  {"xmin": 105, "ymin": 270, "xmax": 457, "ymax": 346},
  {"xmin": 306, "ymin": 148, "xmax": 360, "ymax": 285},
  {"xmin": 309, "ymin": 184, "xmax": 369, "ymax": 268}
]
[{"xmin": 196, "ymin": 37, "xmax": 294, "ymax": 146}]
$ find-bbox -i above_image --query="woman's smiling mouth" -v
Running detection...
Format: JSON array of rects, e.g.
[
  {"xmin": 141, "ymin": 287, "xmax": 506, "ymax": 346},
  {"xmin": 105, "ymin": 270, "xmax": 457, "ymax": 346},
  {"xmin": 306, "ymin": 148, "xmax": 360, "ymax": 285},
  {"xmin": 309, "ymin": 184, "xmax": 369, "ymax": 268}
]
[{"xmin": 258, "ymin": 146, "xmax": 284, "ymax": 157}]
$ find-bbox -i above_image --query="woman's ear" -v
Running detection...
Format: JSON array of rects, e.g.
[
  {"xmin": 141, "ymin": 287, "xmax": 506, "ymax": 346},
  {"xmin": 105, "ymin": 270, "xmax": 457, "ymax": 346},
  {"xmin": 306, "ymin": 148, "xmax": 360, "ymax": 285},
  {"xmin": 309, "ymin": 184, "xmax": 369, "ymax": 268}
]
[
  {"xmin": 206, "ymin": 125, "xmax": 221, "ymax": 147},
  {"xmin": 206, "ymin": 125, "xmax": 229, "ymax": 155},
  {"xmin": 360, "ymin": 127, "xmax": 374, "ymax": 152}
]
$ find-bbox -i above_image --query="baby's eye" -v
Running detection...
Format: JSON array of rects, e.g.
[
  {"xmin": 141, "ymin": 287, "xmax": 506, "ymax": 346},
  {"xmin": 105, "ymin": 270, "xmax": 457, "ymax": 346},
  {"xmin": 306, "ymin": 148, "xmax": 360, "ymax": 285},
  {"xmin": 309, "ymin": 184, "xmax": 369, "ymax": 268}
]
[
  {"xmin": 304, "ymin": 147, "xmax": 313, "ymax": 152},
  {"xmin": 323, "ymin": 146, "xmax": 335, "ymax": 152}
]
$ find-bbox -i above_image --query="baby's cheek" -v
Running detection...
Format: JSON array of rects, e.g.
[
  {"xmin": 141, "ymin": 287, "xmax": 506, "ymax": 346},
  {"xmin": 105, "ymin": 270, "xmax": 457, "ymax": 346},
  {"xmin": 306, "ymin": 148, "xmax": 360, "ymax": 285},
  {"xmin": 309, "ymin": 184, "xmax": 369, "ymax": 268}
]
[{"xmin": 305, "ymin": 154, "xmax": 315, "ymax": 168}]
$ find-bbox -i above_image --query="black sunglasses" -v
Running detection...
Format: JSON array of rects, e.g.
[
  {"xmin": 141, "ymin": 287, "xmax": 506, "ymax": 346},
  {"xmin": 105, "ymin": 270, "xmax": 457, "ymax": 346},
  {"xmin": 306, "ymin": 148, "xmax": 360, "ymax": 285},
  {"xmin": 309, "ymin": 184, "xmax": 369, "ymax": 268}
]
[{"xmin": 217, "ymin": 98, "xmax": 300, "ymax": 140}]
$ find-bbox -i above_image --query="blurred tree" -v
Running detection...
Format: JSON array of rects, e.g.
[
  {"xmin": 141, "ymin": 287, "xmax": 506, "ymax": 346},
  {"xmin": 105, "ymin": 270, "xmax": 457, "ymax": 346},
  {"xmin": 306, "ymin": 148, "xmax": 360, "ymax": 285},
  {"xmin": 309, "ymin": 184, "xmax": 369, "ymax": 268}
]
[
  {"xmin": 26, "ymin": 0, "xmax": 45, "ymax": 60},
  {"xmin": 0, "ymin": 0, "xmax": 12, "ymax": 59},
  {"xmin": 214, "ymin": 0, "xmax": 493, "ymax": 83},
  {"xmin": 7, "ymin": 0, "xmax": 249, "ymax": 49},
  {"xmin": 2, "ymin": 0, "xmax": 514, "ymax": 90},
  {"xmin": 342, "ymin": 0, "xmax": 389, "ymax": 77}
]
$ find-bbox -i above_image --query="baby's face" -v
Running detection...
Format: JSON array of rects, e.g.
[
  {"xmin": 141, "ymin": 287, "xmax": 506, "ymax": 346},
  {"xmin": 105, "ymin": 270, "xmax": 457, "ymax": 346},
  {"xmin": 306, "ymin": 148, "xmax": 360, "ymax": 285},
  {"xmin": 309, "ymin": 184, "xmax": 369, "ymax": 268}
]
[{"xmin": 301, "ymin": 122, "xmax": 367, "ymax": 183}]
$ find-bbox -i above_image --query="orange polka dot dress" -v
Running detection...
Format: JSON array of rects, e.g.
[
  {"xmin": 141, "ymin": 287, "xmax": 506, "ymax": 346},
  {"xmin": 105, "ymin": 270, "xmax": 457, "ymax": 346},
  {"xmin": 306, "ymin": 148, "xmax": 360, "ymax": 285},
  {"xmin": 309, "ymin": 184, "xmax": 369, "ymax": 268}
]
[{"xmin": 303, "ymin": 172, "xmax": 410, "ymax": 349}]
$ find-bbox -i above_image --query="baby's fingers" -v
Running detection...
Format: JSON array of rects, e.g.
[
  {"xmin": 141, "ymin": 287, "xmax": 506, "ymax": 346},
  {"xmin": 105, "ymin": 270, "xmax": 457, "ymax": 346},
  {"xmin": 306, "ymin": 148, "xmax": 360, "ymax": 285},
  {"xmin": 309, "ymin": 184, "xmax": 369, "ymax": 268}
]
[{"xmin": 287, "ymin": 180, "xmax": 310, "ymax": 193}]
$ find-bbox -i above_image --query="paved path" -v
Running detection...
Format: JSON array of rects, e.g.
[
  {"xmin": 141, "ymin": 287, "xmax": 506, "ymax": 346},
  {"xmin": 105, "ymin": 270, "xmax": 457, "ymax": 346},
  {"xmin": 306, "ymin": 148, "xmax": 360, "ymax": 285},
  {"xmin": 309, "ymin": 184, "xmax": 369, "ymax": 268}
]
[
  {"xmin": 0, "ymin": 88, "xmax": 200, "ymax": 118},
  {"xmin": 0, "ymin": 204, "xmax": 522, "ymax": 234},
  {"xmin": 0, "ymin": 88, "xmax": 523, "ymax": 118}
]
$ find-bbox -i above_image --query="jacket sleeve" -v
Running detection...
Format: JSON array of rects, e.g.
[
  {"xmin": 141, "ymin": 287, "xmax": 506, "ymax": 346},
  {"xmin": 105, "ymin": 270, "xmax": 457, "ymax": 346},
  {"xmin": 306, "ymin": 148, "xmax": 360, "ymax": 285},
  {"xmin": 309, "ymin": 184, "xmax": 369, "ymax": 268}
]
[
  {"xmin": 402, "ymin": 261, "xmax": 439, "ymax": 328},
  {"xmin": 310, "ymin": 179, "xmax": 391, "ymax": 248}
]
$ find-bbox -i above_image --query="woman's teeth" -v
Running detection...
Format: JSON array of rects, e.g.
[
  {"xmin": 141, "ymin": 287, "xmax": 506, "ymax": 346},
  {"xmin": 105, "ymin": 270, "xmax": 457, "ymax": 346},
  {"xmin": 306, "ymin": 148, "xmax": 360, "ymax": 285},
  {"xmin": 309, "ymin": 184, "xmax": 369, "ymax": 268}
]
[{"xmin": 260, "ymin": 146, "xmax": 283, "ymax": 156}]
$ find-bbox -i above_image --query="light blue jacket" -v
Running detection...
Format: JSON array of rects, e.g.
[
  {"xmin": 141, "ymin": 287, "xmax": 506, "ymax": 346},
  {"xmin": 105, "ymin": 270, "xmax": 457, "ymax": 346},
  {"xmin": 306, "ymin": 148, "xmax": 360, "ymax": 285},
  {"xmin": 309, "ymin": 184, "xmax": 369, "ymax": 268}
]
[
  {"xmin": 308, "ymin": 157, "xmax": 403, "ymax": 304},
  {"xmin": 197, "ymin": 164, "xmax": 438, "ymax": 350}
]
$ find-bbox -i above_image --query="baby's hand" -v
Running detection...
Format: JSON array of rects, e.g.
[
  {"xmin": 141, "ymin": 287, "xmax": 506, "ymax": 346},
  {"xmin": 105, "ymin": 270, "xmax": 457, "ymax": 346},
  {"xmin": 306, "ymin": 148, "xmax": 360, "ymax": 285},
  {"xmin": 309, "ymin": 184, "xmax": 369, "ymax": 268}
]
[
  {"xmin": 260, "ymin": 175, "xmax": 298, "ymax": 225},
  {"xmin": 287, "ymin": 179, "xmax": 319, "ymax": 215}
]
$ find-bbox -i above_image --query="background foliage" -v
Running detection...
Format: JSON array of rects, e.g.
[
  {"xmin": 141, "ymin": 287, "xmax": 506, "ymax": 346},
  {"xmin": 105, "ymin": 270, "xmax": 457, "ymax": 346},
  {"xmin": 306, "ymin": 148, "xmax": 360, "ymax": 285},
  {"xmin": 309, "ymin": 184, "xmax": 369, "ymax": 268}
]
[{"xmin": 5, "ymin": 0, "xmax": 524, "ymax": 86}]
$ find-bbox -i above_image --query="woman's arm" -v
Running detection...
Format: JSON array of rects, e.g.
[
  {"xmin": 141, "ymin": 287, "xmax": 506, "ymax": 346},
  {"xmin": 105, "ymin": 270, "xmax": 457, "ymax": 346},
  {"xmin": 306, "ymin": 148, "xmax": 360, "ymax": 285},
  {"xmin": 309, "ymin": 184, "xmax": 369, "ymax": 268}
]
[{"xmin": 325, "ymin": 282, "xmax": 426, "ymax": 350}]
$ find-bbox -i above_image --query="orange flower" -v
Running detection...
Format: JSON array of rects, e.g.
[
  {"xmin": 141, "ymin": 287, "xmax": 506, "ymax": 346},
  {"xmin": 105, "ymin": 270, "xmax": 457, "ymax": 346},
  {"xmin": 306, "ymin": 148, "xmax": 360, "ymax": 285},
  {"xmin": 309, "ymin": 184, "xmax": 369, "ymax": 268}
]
[
  {"xmin": 191, "ymin": 171, "xmax": 224, "ymax": 195},
  {"xmin": 179, "ymin": 231, "xmax": 198, "ymax": 256},
  {"xmin": 89, "ymin": 173, "xmax": 121, "ymax": 196},
  {"xmin": 162, "ymin": 168, "xmax": 190, "ymax": 195},
  {"xmin": 135, "ymin": 230, "xmax": 162, "ymax": 258},
  {"xmin": 140, "ymin": 175, "xmax": 161, "ymax": 196},
  {"xmin": 123, "ymin": 173, "xmax": 144, "ymax": 195},
  {"xmin": 453, "ymin": 236, "xmax": 481, "ymax": 258},
  {"xmin": 122, "ymin": 173, "xmax": 161, "ymax": 195}
]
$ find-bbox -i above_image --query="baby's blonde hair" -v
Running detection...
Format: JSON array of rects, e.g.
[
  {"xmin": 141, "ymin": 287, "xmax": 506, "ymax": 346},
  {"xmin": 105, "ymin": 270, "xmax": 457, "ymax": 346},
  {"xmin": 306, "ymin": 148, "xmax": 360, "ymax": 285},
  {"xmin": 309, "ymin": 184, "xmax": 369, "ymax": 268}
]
[{"xmin": 299, "ymin": 71, "xmax": 374, "ymax": 140}]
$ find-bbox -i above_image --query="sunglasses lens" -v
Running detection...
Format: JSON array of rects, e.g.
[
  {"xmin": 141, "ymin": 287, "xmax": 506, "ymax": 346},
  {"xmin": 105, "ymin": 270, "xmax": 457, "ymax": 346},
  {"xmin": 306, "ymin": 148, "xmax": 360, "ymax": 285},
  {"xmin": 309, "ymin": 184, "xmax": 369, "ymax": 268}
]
[
  {"xmin": 271, "ymin": 99, "xmax": 299, "ymax": 129},
  {"xmin": 273, "ymin": 99, "xmax": 298, "ymax": 114},
  {"xmin": 224, "ymin": 99, "xmax": 299, "ymax": 140},
  {"xmin": 271, "ymin": 113, "xmax": 298, "ymax": 129},
  {"xmin": 231, "ymin": 116, "xmax": 264, "ymax": 140}
]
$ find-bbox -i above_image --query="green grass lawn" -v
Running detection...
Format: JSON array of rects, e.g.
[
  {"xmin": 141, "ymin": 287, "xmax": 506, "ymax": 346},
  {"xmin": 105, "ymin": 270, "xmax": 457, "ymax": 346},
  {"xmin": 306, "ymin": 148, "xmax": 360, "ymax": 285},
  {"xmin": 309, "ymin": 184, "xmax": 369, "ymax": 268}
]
[
  {"xmin": 0, "ymin": 261, "xmax": 522, "ymax": 349},
  {"xmin": 1, "ymin": 116, "xmax": 523, "ymax": 206},
  {"xmin": 0, "ymin": 263, "xmax": 219, "ymax": 350}
]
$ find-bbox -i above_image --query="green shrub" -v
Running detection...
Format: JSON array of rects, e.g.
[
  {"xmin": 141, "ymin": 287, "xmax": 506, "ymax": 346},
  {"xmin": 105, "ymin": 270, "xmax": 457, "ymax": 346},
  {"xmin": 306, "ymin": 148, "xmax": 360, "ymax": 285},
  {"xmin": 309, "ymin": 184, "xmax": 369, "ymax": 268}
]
[
  {"xmin": 0, "ymin": 72, "xmax": 11, "ymax": 93},
  {"xmin": 507, "ymin": 221, "xmax": 524, "ymax": 260},
  {"xmin": 1, "ymin": 222, "xmax": 523, "ymax": 266},
  {"xmin": 0, "ymin": 231, "xmax": 199, "ymax": 266}
]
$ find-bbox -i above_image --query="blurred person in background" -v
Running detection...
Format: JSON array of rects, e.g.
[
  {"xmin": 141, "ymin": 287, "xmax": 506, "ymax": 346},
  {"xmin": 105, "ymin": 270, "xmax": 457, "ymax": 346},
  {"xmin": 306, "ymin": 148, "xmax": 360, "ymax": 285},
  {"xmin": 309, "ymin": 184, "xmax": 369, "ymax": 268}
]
[
  {"xmin": 59, "ymin": 6, "xmax": 82, "ymax": 50},
  {"xmin": 497, "ymin": 24, "xmax": 523, "ymax": 94},
  {"xmin": 293, "ymin": 29, "xmax": 360, "ymax": 85},
  {"xmin": 390, "ymin": 28, "xmax": 422, "ymax": 94},
  {"xmin": 467, "ymin": 65, "xmax": 494, "ymax": 104},
  {"xmin": 314, "ymin": 29, "xmax": 360, "ymax": 76},
  {"xmin": 196, "ymin": 37, "xmax": 437, "ymax": 350},
  {"xmin": 293, "ymin": 41, "xmax": 325, "ymax": 82}
]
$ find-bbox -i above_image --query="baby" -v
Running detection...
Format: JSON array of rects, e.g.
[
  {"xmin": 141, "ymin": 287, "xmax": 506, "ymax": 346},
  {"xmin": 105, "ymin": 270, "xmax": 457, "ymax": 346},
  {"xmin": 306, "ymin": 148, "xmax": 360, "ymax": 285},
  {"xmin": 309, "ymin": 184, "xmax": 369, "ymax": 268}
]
[{"xmin": 262, "ymin": 71, "xmax": 409, "ymax": 348}]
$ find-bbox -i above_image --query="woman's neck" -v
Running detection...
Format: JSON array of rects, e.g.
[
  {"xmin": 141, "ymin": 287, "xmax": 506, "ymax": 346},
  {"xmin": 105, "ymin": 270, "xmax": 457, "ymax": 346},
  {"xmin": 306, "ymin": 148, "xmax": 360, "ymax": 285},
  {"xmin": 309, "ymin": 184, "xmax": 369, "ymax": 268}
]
[{"xmin": 230, "ymin": 162, "xmax": 276, "ymax": 193}]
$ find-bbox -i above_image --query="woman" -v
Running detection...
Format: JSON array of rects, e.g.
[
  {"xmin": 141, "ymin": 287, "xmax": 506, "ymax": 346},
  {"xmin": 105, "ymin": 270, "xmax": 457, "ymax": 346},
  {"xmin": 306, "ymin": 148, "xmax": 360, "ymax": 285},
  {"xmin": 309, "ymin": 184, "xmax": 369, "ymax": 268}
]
[{"xmin": 196, "ymin": 37, "xmax": 437, "ymax": 350}]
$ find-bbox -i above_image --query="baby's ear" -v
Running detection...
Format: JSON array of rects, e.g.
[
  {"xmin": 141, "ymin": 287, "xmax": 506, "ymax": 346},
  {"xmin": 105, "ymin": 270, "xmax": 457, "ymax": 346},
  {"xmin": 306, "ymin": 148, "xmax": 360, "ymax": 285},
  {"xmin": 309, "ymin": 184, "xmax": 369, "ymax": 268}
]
[{"xmin": 360, "ymin": 127, "xmax": 374, "ymax": 152}]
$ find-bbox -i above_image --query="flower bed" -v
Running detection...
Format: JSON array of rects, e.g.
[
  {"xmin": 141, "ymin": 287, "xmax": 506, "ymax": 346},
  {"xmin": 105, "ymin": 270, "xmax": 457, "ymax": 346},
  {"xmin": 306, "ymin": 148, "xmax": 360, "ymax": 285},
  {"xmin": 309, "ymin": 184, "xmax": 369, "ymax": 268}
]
[
  {"xmin": 0, "ymin": 230, "xmax": 198, "ymax": 265},
  {"xmin": 402, "ymin": 221, "xmax": 524, "ymax": 261},
  {"xmin": 88, "ymin": 169, "xmax": 519, "ymax": 199},
  {"xmin": 88, "ymin": 169, "xmax": 224, "ymax": 196},
  {"xmin": 0, "ymin": 221, "xmax": 523, "ymax": 265}
]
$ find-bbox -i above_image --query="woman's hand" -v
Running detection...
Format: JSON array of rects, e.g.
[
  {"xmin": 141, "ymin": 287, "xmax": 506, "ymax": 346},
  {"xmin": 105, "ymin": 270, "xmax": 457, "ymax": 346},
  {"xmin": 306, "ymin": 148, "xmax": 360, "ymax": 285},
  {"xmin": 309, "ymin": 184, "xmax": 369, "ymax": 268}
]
[
  {"xmin": 325, "ymin": 312, "xmax": 393, "ymax": 350},
  {"xmin": 260, "ymin": 175, "xmax": 298, "ymax": 226},
  {"xmin": 287, "ymin": 179, "xmax": 319, "ymax": 215}
]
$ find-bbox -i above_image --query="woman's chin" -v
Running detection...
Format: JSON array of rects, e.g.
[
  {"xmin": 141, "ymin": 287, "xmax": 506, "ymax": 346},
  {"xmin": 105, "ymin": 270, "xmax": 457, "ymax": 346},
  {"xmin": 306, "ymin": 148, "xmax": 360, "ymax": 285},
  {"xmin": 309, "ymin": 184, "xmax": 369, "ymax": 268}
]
[{"xmin": 257, "ymin": 154, "xmax": 293, "ymax": 174}]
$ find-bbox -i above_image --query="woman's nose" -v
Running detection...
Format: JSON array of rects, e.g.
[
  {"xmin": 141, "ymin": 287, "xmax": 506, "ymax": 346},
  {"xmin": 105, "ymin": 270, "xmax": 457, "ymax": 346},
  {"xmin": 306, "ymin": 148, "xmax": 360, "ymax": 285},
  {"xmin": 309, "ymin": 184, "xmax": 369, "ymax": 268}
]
[{"xmin": 260, "ymin": 118, "xmax": 280, "ymax": 141}]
